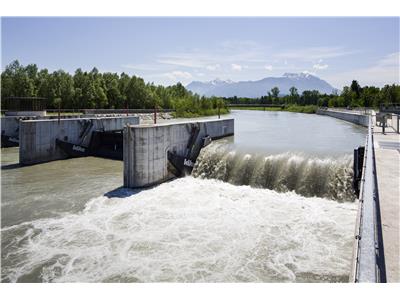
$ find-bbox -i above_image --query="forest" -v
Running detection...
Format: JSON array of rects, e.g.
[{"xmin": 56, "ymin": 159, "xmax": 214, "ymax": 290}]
[
  {"xmin": 1, "ymin": 60, "xmax": 228, "ymax": 117},
  {"xmin": 224, "ymin": 81, "xmax": 400, "ymax": 108},
  {"xmin": 2, "ymin": 60, "xmax": 399, "ymax": 117}
]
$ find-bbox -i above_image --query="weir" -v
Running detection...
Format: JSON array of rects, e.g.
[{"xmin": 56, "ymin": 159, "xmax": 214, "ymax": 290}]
[
  {"xmin": 19, "ymin": 116, "xmax": 139, "ymax": 165},
  {"xmin": 123, "ymin": 118, "xmax": 234, "ymax": 188}
]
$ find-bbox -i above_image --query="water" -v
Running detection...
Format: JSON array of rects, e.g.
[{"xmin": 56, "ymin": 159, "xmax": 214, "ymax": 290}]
[
  {"xmin": 192, "ymin": 144, "xmax": 355, "ymax": 201},
  {"xmin": 225, "ymin": 110, "xmax": 367, "ymax": 156},
  {"xmin": 1, "ymin": 110, "xmax": 367, "ymax": 282}
]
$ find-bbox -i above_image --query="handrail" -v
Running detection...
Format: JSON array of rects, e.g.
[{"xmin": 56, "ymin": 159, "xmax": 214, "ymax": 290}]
[{"xmin": 350, "ymin": 116, "xmax": 386, "ymax": 282}]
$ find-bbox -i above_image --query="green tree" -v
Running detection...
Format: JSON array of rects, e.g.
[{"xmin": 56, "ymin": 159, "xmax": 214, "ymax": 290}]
[
  {"xmin": 289, "ymin": 86, "xmax": 299, "ymax": 104},
  {"xmin": 350, "ymin": 80, "xmax": 362, "ymax": 98},
  {"xmin": 270, "ymin": 87, "xmax": 280, "ymax": 103}
]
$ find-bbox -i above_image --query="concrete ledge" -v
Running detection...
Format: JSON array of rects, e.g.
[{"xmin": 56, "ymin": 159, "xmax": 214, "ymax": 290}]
[
  {"xmin": 5, "ymin": 111, "xmax": 46, "ymax": 117},
  {"xmin": 19, "ymin": 116, "xmax": 139, "ymax": 165},
  {"xmin": 317, "ymin": 109, "xmax": 369, "ymax": 127},
  {"xmin": 123, "ymin": 118, "xmax": 234, "ymax": 188}
]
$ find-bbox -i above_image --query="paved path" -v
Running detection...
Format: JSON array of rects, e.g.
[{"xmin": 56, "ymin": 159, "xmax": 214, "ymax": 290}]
[{"xmin": 373, "ymin": 125, "xmax": 400, "ymax": 282}]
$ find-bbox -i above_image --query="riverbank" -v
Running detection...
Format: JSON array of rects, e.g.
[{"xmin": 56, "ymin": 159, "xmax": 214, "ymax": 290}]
[
  {"xmin": 229, "ymin": 105, "xmax": 317, "ymax": 114},
  {"xmin": 172, "ymin": 108, "xmax": 230, "ymax": 118}
]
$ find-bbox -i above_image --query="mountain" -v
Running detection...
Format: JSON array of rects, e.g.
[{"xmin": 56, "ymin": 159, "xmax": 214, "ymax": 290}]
[{"xmin": 186, "ymin": 72, "xmax": 337, "ymax": 98}]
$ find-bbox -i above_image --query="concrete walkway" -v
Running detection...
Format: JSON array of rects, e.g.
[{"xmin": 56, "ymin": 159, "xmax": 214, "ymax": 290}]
[{"xmin": 373, "ymin": 125, "xmax": 400, "ymax": 282}]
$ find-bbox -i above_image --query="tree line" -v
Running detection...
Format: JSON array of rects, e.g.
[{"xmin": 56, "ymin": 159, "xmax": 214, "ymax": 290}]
[
  {"xmin": 2, "ymin": 60, "xmax": 399, "ymax": 114},
  {"xmin": 1, "ymin": 60, "xmax": 227, "ymax": 117},
  {"xmin": 225, "ymin": 80, "xmax": 400, "ymax": 108}
]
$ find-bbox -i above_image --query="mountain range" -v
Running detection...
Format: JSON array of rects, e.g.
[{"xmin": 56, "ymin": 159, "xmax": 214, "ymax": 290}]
[{"xmin": 186, "ymin": 72, "xmax": 337, "ymax": 98}]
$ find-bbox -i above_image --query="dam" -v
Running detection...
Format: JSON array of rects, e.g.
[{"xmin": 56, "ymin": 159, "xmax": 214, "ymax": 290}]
[{"xmin": 1, "ymin": 109, "xmax": 397, "ymax": 282}]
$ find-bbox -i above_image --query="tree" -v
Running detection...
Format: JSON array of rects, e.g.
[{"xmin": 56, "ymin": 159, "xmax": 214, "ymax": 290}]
[
  {"xmin": 271, "ymin": 87, "xmax": 280, "ymax": 100},
  {"xmin": 350, "ymin": 80, "xmax": 362, "ymax": 98},
  {"xmin": 289, "ymin": 86, "xmax": 299, "ymax": 104}
]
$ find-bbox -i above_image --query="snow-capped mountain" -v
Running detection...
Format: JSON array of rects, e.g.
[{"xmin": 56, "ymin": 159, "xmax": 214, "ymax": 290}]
[{"xmin": 186, "ymin": 72, "xmax": 337, "ymax": 98}]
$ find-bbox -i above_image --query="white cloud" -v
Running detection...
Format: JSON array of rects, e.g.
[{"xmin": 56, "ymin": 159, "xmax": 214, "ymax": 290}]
[
  {"xmin": 121, "ymin": 64, "xmax": 158, "ymax": 71},
  {"xmin": 157, "ymin": 58, "xmax": 204, "ymax": 68},
  {"xmin": 164, "ymin": 70, "xmax": 193, "ymax": 80},
  {"xmin": 206, "ymin": 64, "xmax": 220, "ymax": 71},
  {"xmin": 231, "ymin": 63, "xmax": 242, "ymax": 71},
  {"xmin": 313, "ymin": 63, "xmax": 329, "ymax": 70},
  {"xmin": 325, "ymin": 52, "xmax": 400, "ymax": 88},
  {"xmin": 156, "ymin": 40, "xmax": 269, "ymax": 71},
  {"xmin": 277, "ymin": 46, "xmax": 359, "ymax": 61},
  {"xmin": 264, "ymin": 65, "xmax": 273, "ymax": 71}
]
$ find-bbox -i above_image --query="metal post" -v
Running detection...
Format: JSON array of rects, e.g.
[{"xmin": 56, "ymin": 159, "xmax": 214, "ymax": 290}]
[
  {"xmin": 154, "ymin": 106, "xmax": 157, "ymax": 124},
  {"xmin": 58, "ymin": 102, "xmax": 61, "ymax": 124}
]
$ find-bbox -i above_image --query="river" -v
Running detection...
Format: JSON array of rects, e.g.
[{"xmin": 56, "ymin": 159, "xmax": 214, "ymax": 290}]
[{"xmin": 1, "ymin": 110, "xmax": 367, "ymax": 282}]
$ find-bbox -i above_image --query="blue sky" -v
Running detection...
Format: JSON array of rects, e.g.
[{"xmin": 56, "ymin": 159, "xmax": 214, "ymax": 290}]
[{"xmin": 1, "ymin": 17, "xmax": 399, "ymax": 88}]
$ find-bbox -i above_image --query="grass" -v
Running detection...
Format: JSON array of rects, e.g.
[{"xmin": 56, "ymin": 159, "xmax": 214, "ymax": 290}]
[
  {"xmin": 173, "ymin": 108, "xmax": 230, "ymax": 118},
  {"xmin": 229, "ymin": 105, "xmax": 318, "ymax": 114},
  {"xmin": 46, "ymin": 112, "xmax": 83, "ymax": 116}
]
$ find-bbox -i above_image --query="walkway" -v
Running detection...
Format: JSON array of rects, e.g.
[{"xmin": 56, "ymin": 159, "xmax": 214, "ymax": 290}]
[{"xmin": 373, "ymin": 125, "xmax": 400, "ymax": 282}]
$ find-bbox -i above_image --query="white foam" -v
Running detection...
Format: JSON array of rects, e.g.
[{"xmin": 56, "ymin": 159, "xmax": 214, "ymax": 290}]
[{"xmin": 1, "ymin": 178, "xmax": 357, "ymax": 283}]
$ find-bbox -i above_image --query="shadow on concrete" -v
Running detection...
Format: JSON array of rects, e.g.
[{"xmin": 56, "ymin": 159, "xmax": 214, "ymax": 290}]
[
  {"xmin": 103, "ymin": 177, "xmax": 179, "ymax": 199},
  {"xmin": 1, "ymin": 163, "xmax": 28, "ymax": 170}
]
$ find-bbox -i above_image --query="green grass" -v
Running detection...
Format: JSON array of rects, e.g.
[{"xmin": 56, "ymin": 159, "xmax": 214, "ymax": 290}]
[
  {"xmin": 46, "ymin": 112, "xmax": 83, "ymax": 116},
  {"xmin": 173, "ymin": 108, "xmax": 230, "ymax": 118},
  {"xmin": 229, "ymin": 105, "xmax": 318, "ymax": 114}
]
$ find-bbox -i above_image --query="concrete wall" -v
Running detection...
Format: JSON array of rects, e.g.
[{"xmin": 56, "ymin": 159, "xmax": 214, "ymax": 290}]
[
  {"xmin": 19, "ymin": 116, "xmax": 139, "ymax": 165},
  {"xmin": 1, "ymin": 116, "xmax": 22, "ymax": 138},
  {"xmin": 387, "ymin": 114, "xmax": 399, "ymax": 133},
  {"xmin": 124, "ymin": 118, "xmax": 234, "ymax": 188},
  {"xmin": 317, "ymin": 109, "xmax": 370, "ymax": 127}
]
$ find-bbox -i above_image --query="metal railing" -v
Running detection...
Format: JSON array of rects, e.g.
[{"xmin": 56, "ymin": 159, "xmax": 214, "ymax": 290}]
[
  {"xmin": 350, "ymin": 116, "xmax": 386, "ymax": 282},
  {"xmin": 321, "ymin": 107, "xmax": 374, "ymax": 115}
]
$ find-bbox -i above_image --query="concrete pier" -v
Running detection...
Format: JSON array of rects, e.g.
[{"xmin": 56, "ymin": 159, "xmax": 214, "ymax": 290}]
[
  {"xmin": 123, "ymin": 118, "xmax": 234, "ymax": 188},
  {"xmin": 373, "ymin": 125, "xmax": 400, "ymax": 282},
  {"xmin": 19, "ymin": 116, "xmax": 139, "ymax": 165}
]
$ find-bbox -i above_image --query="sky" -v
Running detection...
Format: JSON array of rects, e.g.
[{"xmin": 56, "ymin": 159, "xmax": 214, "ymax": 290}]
[{"xmin": 1, "ymin": 17, "xmax": 399, "ymax": 89}]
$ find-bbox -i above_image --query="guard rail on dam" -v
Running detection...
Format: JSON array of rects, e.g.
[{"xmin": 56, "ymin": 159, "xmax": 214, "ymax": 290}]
[
  {"xmin": 350, "ymin": 117, "xmax": 386, "ymax": 282},
  {"xmin": 123, "ymin": 118, "xmax": 234, "ymax": 188},
  {"xmin": 317, "ymin": 109, "xmax": 387, "ymax": 282}
]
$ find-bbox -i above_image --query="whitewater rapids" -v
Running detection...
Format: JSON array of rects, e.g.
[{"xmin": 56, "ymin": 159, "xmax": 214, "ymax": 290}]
[
  {"xmin": 192, "ymin": 142, "xmax": 356, "ymax": 201},
  {"xmin": 1, "ymin": 177, "xmax": 356, "ymax": 283}
]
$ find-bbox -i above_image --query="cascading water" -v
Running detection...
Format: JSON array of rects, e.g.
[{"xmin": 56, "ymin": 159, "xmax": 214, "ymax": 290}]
[
  {"xmin": 1, "ymin": 111, "xmax": 367, "ymax": 283},
  {"xmin": 192, "ymin": 142, "xmax": 356, "ymax": 202}
]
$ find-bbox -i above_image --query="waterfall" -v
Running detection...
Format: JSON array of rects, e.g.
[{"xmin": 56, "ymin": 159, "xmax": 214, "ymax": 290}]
[{"xmin": 192, "ymin": 143, "xmax": 356, "ymax": 201}]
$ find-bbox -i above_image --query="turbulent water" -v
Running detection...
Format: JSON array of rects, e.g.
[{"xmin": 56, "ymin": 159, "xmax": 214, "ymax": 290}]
[
  {"xmin": 192, "ymin": 142, "xmax": 356, "ymax": 201},
  {"xmin": 1, "ymin": 177, "xmax": 356, "ymax": 283},
  {"xmin": 1, "ymin": 111, "xmax": 367, "ymax": 283}
]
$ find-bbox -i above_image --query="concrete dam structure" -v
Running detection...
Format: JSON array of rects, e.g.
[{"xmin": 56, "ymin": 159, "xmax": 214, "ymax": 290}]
[
  {"xmin": 123, "ymin": 119, "xmax": 234, "ymax": 188},
  {"xmin": 19, "ymin": 116, "xmax": 139, "ymax": 165},
  {"xmin": 318, "ymin": 108, "xmax": 399, "ymax": 283},
  {"xmin": 317, "ymin": 108, "xmax": 370, "ymax": 127}
]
